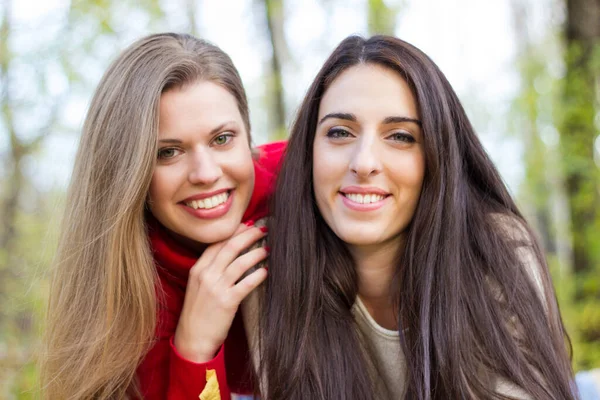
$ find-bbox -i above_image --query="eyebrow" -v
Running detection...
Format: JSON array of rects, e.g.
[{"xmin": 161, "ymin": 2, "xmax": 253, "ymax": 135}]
[
  {"xmin": 318, "ymin": 112, "xmax": 422, "ymax": 127},
  {"xmin": 158, "ymin": 121, "xmax": 237, "ymax": 144},
  {"xmin": 318, "ymin": 112, "xmax": 356, "ymax": 125},
  {"xmin": 383, "ymin": 116, "xmax": 422, "ymax": 126}
]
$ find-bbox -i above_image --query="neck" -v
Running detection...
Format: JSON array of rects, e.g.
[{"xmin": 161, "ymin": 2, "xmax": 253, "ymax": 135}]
[{"xmin": 349, "ymin": 237, "xmax": 403, "ymax": 330}]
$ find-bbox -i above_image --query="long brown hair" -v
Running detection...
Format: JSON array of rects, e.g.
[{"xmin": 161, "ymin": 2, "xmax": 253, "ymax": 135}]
[
  {"xmin": 260, "ymin": 35, "xmax": 575, "ymax": 399},
  {"xmin": 41, "ymin": 33, "xmax": 251, "ymax": 399}
]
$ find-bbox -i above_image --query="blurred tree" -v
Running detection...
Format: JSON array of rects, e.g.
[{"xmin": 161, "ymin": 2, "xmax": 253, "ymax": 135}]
[
  {"xmin": 512, "ymin": 0, "xmax": 600, "ymax": 372},
  {"xmin": 0, "ymin": 0, "xmax": 59, "ymax": 343},
  {"xmin": 259, "ymin": 0, "xmax": 288, "ymax": 139},
  {"xmin": 510, "ymin": 1, "xmax": 573, "ymax": 279},
  {"xmin": 1, "ymin": 2, "xmax": 44, "ymax": 257},
  {"xmin": 560, "ymin": 0, "xmax": 599, "ymax": 277},
  {"xmin": 186, "ymin": 0, "xmax": 198, "ymax": 36},
  {"xmin": 560, "ymin": 0, "xmax": 600, "ymax": 371},
  {"xmin": 0, "ymin": 0, "xmax": 164, "ymax": 396},
  {"xmin": 367, "ymin": 0, "xmax": 397, "ymax": 35},
  {"xmin": 510, "ymin": 0, "xmax": 600, "ymax": 372}
]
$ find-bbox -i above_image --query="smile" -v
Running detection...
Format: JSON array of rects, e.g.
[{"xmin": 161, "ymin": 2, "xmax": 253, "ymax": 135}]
[
  {"xmin": 342, "ymin": 193, "xmax": 386, "ymax": 204},
  {"xmin": 185, "ymin": 191, "xmax": 230, "ymax": 210},
  {"xmin": 339, "ymin": 189, "xmax": 390, "ymax": 212}
]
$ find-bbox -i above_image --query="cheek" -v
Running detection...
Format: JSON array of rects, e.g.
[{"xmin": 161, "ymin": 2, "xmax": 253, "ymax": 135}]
[
  {"xmin": 392, "ymin": 151, "xmax": 425, "ymax": 197},
  {"xmin": 312, "ymin": 144, "xmax": 333, "ymax": 200},
  {"xmin": 223, "ymin": 147, "xmax": 255, "ymax": 188},
  {"xmin": 148, "ymin": 170, "xmax": 168, "ymax": 203},
  {"xmin": 411, "ymin": 151, "xmax": 426, "ymax": 190}
]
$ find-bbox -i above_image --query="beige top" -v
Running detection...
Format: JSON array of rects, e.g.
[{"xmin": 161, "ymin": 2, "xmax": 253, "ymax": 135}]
[
  {"xmin": 351, "ymin": 296, "xmax": 532, "ymax": 399},
  {"xmin": 351, "ymin": 296, "xmax": 406, "ymax": 398}
]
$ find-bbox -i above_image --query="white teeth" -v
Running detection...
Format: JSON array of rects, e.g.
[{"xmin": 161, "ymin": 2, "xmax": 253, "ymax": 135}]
[
  {"xmin": 344, "ymin": 193, "xmax": 385, "ymax": 204},
  {"xmin": 186, "ymin": 192, "xmax": 229, "ymax": 210}
]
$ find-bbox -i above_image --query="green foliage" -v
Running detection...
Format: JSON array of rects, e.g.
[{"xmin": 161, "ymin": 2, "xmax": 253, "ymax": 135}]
[
  {"xmin": 559, "ymin": 43, "xmax": 600, "ymax": 273},
  {"xmin": 0, "ymin": 198, "xmax": 56, "ymax": 398},
  {"xmin": 367, "ymin": 0, "xmax": 397, "ymax": 35},
  {"xmin": 0, "ymin": 0, "xmax": 166, "ymax": 396},
  {"xmin": 549, "ymin": 257, "xmax": 600, "ymax": 371},
  {"xmin": 571, "ymin": 299, "xmax": 600, "ymax": 371},
  {"xmin": 557, "ymin": 42, "xmax": 600, "ymax": 370},
  {"xmin": 511, "ymin": 25, "xmax": 600, "ymax": 373}
]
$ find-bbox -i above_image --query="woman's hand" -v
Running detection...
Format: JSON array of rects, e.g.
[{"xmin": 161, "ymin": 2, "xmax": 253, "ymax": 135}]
[{"xmin": 173, "ymin": 222, "xmax": 268, "ymax": 362}]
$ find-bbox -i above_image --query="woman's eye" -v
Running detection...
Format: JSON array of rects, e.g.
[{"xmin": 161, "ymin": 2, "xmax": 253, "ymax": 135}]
[
  {"xmin": 326, "ymin": 128, "xmax": 352, "ymax": 139},
  {"xmin": 388, "ymin": 132, "xmax": 416, "ymax": 143},
  {"xmin": 157, "ymin": 148, "xmax": 180, "ymax": 159},
  {"xmin": 213, "ymin": 133, "xmax": 234, "ymax": 146}
]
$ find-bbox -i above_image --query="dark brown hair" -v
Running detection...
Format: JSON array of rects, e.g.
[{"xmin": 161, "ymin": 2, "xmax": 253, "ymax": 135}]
[{"xmin": 260, "ymin": 35, "xmax": 576, "ymax": 399}]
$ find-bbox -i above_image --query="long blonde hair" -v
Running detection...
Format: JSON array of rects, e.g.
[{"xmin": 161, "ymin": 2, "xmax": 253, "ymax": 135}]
[{"xmin": 41, "ymin": 33, "xmax": 251, "ymax": 399}]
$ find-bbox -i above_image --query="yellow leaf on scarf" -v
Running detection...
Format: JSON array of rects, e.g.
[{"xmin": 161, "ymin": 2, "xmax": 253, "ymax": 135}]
[{"xmin": 199, "ymin": 369, "xmax": 221, "ymax": 400}]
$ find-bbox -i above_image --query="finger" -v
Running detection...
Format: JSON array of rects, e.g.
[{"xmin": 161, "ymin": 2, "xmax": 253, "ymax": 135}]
[
  {"xmin": 233, "ymin": 219, "xmax": 255, "ymax": 236},
  {"xmin": 222, "ymin": 246, "xmax": 269, "ymax": 285},
  {"xmin": 211, "ymin": 226, "xmax": 267, "ymax": 274},
  {"xmin": 192, "ymin": 221, "xmax": 257, "ymax": 270},
  {"xmin": 230, "ymin": 267, "xmax": 268, "ymax": 302}
]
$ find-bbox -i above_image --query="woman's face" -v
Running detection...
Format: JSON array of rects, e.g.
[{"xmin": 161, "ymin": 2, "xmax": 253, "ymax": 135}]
[
  {"xmin": 148, "ymin": 80, "xmax": 254, "ymax": 246},
  {"xmin": 313, "ymin": 64, "xmax": 425, "ymax": 252}
]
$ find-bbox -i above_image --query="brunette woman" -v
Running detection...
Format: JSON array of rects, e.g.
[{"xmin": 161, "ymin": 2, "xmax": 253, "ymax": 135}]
[
  {"xmin": 41, "ymin": 33, "xmax": 283, "ymax": 399},
  {"xmin": 249, "ymin": 35, "xmax": 577, "ymax": 399}
]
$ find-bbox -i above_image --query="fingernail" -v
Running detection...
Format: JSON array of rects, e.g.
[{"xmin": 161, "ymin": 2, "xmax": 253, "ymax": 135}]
[
  {"xmin": 244, "ymin": 219, "xmax": 255, "ymax": 227},
  {"xmin": 264, "ymin": 267, "xmax": 269, "ymax": 272},
  {"xmin": 259, "ymin": 226, "xmax": 268, "ymax": 233},
  {"xmin": 264, "ymin": 246, "xmax": 271, "ymax": 253}
]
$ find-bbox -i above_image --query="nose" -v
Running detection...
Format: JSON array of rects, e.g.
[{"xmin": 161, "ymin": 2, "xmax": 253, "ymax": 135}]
[
  {"xmin": 188, "ymin": 147, "xmax": 222, "ymax": 185},
  {"xmin": 349, "ymin": 135, "xmax": 382, "ymax": 178}
]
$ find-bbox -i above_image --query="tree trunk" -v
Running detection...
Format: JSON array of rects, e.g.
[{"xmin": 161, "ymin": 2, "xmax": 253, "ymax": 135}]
[
  {"xmin": 510, "ymin": 0, "xmax": 574, "ymax": 279},
  {"xmin": 561, "ymin": 0, "xmax": 600, "ymax": 274},
  {"xmin": 262, "ymin": 0, "xmax": 287, "ymax": 140},
  {"xmin": 0, "ymin": 0, "xmax": 19, "ymax": 252}
]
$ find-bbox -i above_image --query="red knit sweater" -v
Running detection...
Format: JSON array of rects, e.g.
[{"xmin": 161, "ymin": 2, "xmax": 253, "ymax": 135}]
[{"xmin": 137, "ymin": 141, "xmax": 285, "ymax": 399}]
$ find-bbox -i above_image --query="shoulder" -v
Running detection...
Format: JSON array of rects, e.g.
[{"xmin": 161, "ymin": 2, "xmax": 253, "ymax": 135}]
[
  {"xmin": 242, "ymin": 141, "xmax": 287, "ymax": 222},
  {"xmin": 488, "ymin": 213, "xmax": 532, "ymax": 244},
  {"xmin": 254, "ymin": 140, "xmax": 287, "ymax": 172},
  {"xmin": 487, "ymin": 212, "xmax": 547, "ymax": 305}
]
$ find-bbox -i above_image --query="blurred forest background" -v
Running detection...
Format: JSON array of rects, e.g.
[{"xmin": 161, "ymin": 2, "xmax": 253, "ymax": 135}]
[{"xmin": 0, "ymin": 0, "xmax": 599, "ymax": 397}]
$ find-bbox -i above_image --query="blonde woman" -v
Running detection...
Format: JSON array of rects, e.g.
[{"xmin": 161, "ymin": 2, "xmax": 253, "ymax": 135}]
[{"xmin": 41, "ymin": 33, "xmax": 284, "ymax": 399}]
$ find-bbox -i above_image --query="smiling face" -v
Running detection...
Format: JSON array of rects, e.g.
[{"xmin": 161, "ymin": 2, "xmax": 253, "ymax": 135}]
[
  {"xmin": 313, "ymin": 64, "xmax": 425, "ymax": 253},
  {"xmin": 148, "ymin": 80, "xmax": 254, "ymax": 247}
]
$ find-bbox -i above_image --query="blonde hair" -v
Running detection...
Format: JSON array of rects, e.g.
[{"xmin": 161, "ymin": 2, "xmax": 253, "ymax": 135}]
[{"xmin": 41, "ymin": 33, "xmax": 251, "ymax": 399}]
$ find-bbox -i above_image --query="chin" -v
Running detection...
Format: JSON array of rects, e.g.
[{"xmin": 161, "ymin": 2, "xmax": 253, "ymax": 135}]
[
  {"xmin": 334, "ymin": 227, "xmax": 379, "ymax": 247},
  {"xmin": 192, "ymin": 225, "xmax": 237, "ymax": 244}
]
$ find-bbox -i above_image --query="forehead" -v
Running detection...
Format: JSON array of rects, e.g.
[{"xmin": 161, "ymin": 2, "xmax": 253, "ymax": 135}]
[
  {"xmin": 158, "ymin": 80, "xmax": 242, "ymax": 136},
  {"xmin": 318, "ymin": 64, "xmax": 419, "ymax": 120}
]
